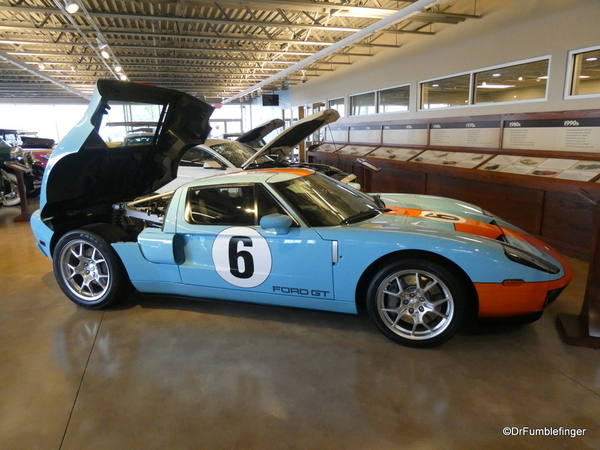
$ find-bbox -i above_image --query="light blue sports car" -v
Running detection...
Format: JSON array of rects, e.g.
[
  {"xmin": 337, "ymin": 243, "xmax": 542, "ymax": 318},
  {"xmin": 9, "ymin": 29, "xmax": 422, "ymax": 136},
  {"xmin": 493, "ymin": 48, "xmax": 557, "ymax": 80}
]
[{"xmin": 31, "ymin": 80, "xmax": 572, "ymax": 347}]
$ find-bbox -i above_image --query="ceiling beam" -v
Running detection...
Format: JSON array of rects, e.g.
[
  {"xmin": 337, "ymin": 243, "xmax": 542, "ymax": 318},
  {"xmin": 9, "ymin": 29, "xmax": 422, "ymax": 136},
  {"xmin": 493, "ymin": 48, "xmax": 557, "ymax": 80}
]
[
  {"xmin": 0, "ymin": 49, "xmax": 89, "ymax": 100},
  {"xmin": 7, "ymin": 51, "xmax": 353, "ymax": 65},
  {"xmin": 0, "ymin": 24, "xmax": 409, "ymax": 46},
  {"xmin": 0, "ymin": 5, "xmax": 452, "ymax": 34},
  {"xmin": 181, "ymin": 0, "xmax": 404, "ymax": 18},
  {"xmin": 224, "ymin": 0, "xmax": 442, "ymax": 102}
]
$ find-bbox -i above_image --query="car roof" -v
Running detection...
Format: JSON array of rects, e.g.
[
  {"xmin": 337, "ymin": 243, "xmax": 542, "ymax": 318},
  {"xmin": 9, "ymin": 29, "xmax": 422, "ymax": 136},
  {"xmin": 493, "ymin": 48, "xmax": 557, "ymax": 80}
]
[{"xmin": 178, "ymin": 167, "xmax": 314, "ymax": 189}]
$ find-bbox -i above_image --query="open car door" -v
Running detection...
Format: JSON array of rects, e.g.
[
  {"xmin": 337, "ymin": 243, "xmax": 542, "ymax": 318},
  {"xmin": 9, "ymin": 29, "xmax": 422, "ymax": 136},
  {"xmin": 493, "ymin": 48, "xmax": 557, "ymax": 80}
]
[{"xmin": 40, "ymin": 80, "xmax": 214, "ymax": 220}]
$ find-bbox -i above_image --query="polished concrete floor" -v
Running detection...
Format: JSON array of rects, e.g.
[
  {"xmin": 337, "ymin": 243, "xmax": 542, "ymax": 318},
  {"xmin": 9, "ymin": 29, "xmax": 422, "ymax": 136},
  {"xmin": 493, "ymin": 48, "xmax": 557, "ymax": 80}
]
[{"xmin": 1, "ymin": 203, "xmax": 599, "ymax": 450}]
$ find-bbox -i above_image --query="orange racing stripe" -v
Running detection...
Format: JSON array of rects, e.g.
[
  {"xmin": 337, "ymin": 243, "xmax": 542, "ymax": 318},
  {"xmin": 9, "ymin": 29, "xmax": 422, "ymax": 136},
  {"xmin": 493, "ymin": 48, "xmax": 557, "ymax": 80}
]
[{"xmin": 384, "ymin": 207, "xmax": 503, "ymax": 240}]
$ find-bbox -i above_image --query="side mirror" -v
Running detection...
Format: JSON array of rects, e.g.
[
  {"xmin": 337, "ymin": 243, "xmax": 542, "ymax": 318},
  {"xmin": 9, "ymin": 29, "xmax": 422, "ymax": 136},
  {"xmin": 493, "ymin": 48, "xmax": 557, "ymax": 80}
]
[
  {"xmin": 260, "ymin": 213, "xmax": 292, "ymax": 235},
  {"xmin": 203, "ymin": 160, "xmax": 224, "ymax": 169}
]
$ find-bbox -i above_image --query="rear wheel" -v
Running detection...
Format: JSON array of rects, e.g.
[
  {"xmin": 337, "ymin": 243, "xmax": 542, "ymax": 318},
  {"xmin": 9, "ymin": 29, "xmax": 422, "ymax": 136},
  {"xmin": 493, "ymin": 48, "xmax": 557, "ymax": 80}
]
[
  {"xmin": 53, "ymin": 226, "xmax": 130, "ymax": 309},
  {"xmin": 367, "ymin": 259, "xmax": 468, "ymax": 348}
]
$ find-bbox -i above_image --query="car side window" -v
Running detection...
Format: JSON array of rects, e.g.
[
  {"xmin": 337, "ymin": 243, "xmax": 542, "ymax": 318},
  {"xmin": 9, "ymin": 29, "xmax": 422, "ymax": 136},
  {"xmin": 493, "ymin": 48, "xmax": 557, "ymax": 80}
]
[
  {"xmin": 180, "ymin": 147, "xmax": 222, "ymax": 167},
  {"xmin": 186, "ymin": 183, "xmax": 295, "ymax": 226}
]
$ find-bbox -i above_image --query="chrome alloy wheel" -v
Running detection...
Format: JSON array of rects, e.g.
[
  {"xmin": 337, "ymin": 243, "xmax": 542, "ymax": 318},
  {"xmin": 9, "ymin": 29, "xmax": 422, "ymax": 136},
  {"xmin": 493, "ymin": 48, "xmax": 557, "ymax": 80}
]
[
  {"xmin": 58, "ymin": 239, "xmax": 111, "ymax": 302},
  {"xmin": 376, "ymin": 269, "xmax": 455, "ymax": 341}
]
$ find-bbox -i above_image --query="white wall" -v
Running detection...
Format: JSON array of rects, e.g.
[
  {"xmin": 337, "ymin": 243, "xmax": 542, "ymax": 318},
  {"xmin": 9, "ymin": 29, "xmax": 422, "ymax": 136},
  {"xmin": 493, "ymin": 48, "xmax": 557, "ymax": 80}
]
[{"xmin": 289, "ymin": 0, "xmax": 600, "ymax": 122}]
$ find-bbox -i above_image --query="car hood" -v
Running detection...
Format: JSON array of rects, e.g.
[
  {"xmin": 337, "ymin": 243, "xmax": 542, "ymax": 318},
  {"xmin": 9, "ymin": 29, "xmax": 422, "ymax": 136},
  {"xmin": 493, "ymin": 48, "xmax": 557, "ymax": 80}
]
[
  {"xmin": 378, "ymin": 193, "xmax": 494, "ymax": 224},
  {"xmin": 236, "ymin": 118, "xmax": 284, "ymax": 148},
  {"xmin": 241, "ymin": 109, "xmax": 340, "ymax": 169},
  {"xmin": 352, "ymin": 194, "xmax": 565, "ymax": 268},
  {"xmin": 39, "ymin": 80, "xmax": 213, "ymax": 220}
]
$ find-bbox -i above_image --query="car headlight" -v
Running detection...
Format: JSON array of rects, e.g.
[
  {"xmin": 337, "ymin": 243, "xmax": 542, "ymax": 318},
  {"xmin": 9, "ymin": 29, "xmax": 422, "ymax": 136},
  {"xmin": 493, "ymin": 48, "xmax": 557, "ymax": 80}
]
[{"xmin": 502, "ymin": 244, "xmax": 560, "ymax": 274}]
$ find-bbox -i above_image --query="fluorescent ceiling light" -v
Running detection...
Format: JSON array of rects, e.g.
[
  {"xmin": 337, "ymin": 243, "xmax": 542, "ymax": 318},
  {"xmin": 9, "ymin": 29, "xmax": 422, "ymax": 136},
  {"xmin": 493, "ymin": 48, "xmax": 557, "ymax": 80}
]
[
  {"xmin": 586, "ymin": 57, "xmax": 598, "ymax": 61},
  {"xmin": 100, "ymin": 49, "xmax": 110, "ymax": 59},
  {"xmin": 477, "ymin": 84, "xmax": 516, "ymax": 89},
  {"xmin": 96, "ymin": 37, "xmax": 108, "ymax": 50},
  {"xmin": 330, "ymin": 7, "xmax": 396, "ymax": 19},
  {"xmin": 492, "ymin": 73, "xmax": 501, "ymax": 77},
  {"xmin": 65, "ymin": 1, "xmax": 79, "ymax": 14}
]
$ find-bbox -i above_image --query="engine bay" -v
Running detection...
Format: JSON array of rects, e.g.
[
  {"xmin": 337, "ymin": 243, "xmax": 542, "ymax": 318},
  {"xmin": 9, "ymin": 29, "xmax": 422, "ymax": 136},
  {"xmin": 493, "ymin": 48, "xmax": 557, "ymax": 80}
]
[{"xmin": 113, "ymin": 191, "xmax": 174, "ymax": 229}]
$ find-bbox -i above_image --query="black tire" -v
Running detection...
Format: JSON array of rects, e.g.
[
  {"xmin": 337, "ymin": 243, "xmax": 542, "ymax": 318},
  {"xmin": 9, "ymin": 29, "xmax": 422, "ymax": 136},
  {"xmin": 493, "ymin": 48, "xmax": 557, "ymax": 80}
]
[
  {"xmin": 366, "ymin": 259, "xmax": 468, "ymax": 348},
  {"xmin": 52, "ymin": 225, "xmax": 131, "ymax": 309}
]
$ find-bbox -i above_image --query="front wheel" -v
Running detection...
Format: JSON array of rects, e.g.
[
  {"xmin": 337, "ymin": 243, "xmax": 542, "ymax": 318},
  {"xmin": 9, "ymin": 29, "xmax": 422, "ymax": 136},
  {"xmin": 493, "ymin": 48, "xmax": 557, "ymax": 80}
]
[
  {"xmin": 367, "ymin": 259, "xmax": 468, "ymax": 348},
  {"xmin": 53, "ymin": 227, "xmax": 130, "ymax": 309}
]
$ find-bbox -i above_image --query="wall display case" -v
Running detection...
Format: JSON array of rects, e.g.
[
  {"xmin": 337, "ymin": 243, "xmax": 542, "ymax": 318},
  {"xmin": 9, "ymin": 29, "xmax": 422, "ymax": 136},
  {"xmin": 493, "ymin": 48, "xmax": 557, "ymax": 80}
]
[
  {"xmin": 412, "ymin": 150, "xmax": 493, "ymax": 168},
  {"xmin": 368, "ymin": 147, "xmax": 421, "ymax": 161},
  {"xmin": 336, "ymin": 144, "xmax": 378, "ymax": 156},
  {"xmin": 307, "ymin": 109, "xmax": 600, "ymax": 261},
  {"xmin": 382, "ymin": 123, "xmax": 428, "ymax": 146},
  {"xmin": 325, "ymin": 125, "xmax": 348, "ymax": 143},
  {"xmin": 480, "ymin": 155, "xmax": 600, "ymax": 181},
  {"xmin": 312, "ymin": 143, "xmax": 339, "ymax": 153},
  {"xmin": 502, "ymin": 118, "xmax": 600, "ymax": 152},
  {"xmin": 349, "ymin": 125, "xmax": 381, "ymax": 144},
  {"xmin": 429, "ymin": 121, "xmax": 501, "ymax": 148}
]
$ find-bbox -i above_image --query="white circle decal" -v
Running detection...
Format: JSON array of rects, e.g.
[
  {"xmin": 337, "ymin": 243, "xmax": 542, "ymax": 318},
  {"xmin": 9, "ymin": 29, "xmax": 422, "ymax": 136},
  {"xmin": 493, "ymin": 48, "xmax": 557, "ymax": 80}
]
[
  {"xmin": 212, "ymin": 227, "xmax": 272, "ymax": 288},
  {"xmin": 419, "ymin": 211, "xmax": 467, "ymax": 223}
]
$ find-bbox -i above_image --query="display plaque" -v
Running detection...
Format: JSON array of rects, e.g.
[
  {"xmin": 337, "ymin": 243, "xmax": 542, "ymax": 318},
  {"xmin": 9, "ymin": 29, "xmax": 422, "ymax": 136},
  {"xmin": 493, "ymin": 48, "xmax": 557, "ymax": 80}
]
[
  {"xmin": 382, "ymin": 123, "xmax": 428, "ymax": 146},
  {"xmin": 326, "ymin": 126, "xmax": 348, "ymax": 143},
  {"xmin": 429, "ymin": 121, "xmax": 500, "ymax": 148},
  {"xmin": 502, "ymin": 118, "xmax": 600, "ymax": 152},
  {"xmin": 479, "ymin": 155, "xmax": 600, "ymax": 181},
  {"xmin": 349, "ymin": 125, "xmax": 381, "ymax": 144}
]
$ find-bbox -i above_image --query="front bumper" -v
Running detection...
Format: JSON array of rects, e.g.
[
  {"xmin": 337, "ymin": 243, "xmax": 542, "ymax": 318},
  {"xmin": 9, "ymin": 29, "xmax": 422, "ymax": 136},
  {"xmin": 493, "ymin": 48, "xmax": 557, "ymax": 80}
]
[{"xmin": 30, "ymin": 209, "xmax": 53, "ymax": 258}]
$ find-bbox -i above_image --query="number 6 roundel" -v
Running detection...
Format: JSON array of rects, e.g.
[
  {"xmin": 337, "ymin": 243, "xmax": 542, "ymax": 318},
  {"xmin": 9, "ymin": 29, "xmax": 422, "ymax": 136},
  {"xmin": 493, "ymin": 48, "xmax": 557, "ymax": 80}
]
[{"xmin": 212, "ymin": 227, "xmax": 272, "ymax": 288}]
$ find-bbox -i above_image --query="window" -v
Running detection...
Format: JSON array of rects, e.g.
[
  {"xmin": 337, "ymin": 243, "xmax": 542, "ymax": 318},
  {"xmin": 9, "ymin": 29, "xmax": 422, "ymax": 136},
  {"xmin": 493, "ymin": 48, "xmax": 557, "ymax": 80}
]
[
  {"xmin": 97, "ymin": 102, "xmax": 164, "ymax": 145},
  {"xmin": 474, "ymin": 59, "xmax": 549, "ymax": 104},
  {"xmin": 568, "ymin": 47, "xmax": 600, "ymax": 97},
  {"xmin": 350, "ymin": 92, "xmax": 375, "ymax": 116},
  {"xmin": 328, "ymin": 97, "xmax": 345, "ymax": 117},
  {"xmin": 180, "ymin": 148, "xmax": 223, "ymax": 168},
  {"xmin": 420, "ymin": 74, "xmax": 471, "ymax": 109},
  {"xmin": 378, "ymin": 85, "xmax": 410, "ymax": 113},
  {"xmin": 0, "ymin": 130, "xmax": 21, "ymax": 147},
  {"xmin": 186, "ymin": 184, "xmax": 288, "ymax": 226},
  {"xmin": 209, "ymin": 141, "xmax": 271, "ymax": 167},
  {"xmin": 270, "ymin": 173, "xmax": 377, "ymax": 227}
]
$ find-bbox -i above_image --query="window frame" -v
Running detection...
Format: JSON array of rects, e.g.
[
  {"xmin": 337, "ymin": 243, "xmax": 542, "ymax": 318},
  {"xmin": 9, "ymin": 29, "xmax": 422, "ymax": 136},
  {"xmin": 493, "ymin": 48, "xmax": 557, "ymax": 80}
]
[
  {"xmin": 472, "ymin": 56, "xmax": 551, "ymax": 106},
  {"xmin": 419, "ymin": 71, "xmax": 473, "ymax": 111},
  {"xmin": 184, "ymin": 183, "xmax": 297, "ymax": 227},
  {"xmin": 327, "ymin": 97, "xmax": 346, "ymax": 117},
  {"xmin": 418, "ymin": 56, "xmax": 551, "ymax": 111},
  {"xmin": 349, "ymin": 91, "xmax": 376, "ymax": 116},
  {"xmin": 376, "ymin": 84, "xmax": 411, "ymax": 114},
  {"xmin": 565, "ymin": 45, "xmax": 600, "ymax": 100}
]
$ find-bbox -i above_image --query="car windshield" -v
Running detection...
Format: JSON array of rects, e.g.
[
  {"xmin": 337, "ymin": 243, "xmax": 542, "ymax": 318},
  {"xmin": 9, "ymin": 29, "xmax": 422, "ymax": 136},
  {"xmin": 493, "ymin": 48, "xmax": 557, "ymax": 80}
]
[
  {"xmin": 270, "ymin": 173, "xmax": 380, "ymax": 226},
  {"xmin": 209, "ymin": 141, "xmax": 272, "ymax": 167}
]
